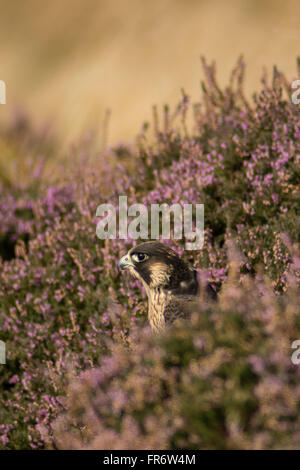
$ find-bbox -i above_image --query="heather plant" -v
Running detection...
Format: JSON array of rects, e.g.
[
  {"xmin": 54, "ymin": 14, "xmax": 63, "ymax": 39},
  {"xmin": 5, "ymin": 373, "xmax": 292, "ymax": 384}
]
[
  {"xmin": 0, "ymin": 58, "xmax": 300, "ymax": 449},
  {"xmin": 51, "ymin": 247, "xmax": 300, "ymax": 450}
]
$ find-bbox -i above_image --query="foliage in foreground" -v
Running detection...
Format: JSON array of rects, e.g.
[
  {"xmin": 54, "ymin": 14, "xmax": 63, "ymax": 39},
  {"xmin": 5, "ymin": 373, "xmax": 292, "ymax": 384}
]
[
  {"xmin": 0, "ymin": 58, "xmax": 300, "ymax": 448},
  {"xmin": 52, "ymin": 251, "xmax": 300, "ymax": 450}
]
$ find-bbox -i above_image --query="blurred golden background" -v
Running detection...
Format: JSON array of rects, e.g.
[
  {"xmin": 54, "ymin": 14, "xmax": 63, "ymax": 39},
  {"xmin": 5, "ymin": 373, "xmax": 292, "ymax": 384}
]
[{"xmin": 0, "ymin": 0, "xmax": 299, "ymax": 148}]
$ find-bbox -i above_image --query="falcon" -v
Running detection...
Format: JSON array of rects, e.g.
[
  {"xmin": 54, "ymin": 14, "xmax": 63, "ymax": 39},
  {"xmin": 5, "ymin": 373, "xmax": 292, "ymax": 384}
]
[{"xmin": 118, "ymin": 241, "xmax": 216, "ymax": 332}]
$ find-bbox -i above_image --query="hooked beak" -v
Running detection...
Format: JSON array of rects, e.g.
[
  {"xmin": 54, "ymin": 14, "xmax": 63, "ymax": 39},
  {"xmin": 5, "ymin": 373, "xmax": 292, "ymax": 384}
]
[{"xmin": 118, "ymin": 254, "xmax": 134, "ymax": 270}]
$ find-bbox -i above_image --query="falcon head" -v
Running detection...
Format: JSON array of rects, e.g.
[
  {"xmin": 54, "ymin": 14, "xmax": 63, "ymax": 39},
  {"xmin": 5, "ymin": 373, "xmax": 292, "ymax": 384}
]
[
  {"xmin": 118, "ymin": 241, "xmax": 216, "ymax": 332},
  {"xmin": 118, "ymin": 241, "xmax": 198, "ymax": 294}
]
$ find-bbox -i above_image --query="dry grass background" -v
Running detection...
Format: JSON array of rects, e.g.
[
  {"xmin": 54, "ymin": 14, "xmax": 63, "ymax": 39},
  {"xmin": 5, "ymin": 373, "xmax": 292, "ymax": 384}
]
[{"xmin": 0, "ymin": 0, "xmax": 299, "ymax": 148}]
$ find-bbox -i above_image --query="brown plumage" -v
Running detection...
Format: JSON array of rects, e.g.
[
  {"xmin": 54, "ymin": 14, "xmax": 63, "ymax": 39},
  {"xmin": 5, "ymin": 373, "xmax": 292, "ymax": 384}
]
[{"xmin": 118, "ymin": 241, "xmax": 216, "ymax": 332}]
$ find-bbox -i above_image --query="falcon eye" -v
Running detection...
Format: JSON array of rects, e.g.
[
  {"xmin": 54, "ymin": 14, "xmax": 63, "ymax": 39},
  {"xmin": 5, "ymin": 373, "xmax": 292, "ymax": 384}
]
[{"xmin": 132, "ymin": 253, "xmax": 149, "ymax": 263}]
